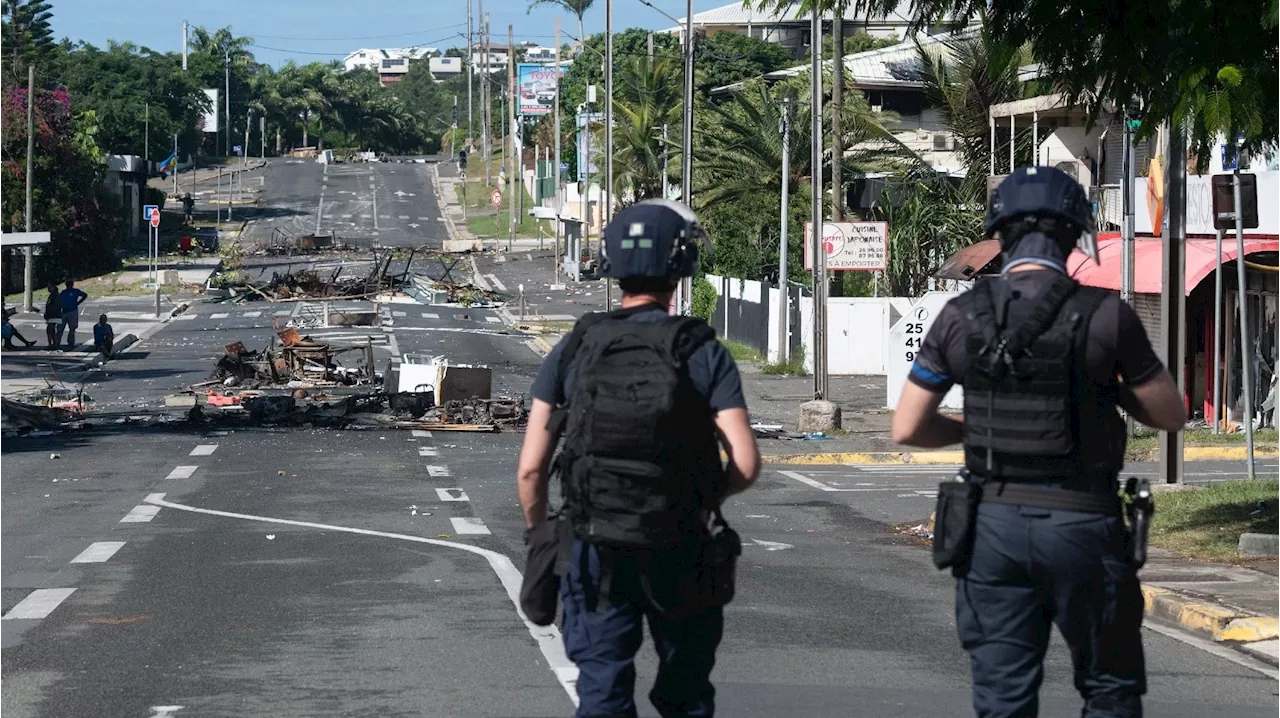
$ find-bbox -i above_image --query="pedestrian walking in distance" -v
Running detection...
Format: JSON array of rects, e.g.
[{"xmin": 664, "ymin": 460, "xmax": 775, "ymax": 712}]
[
  {"xmin": 43, "ymin": 283, "xmax": 64, "ymax": 348},
  {"xmin": 892, "ymin": 165, "xmax": 1186, "ymax": 718},
  {"xmin": 517, "ymin": 199, "xmax": 761, "ymax": 718},
  {"xmin": 59, "ymin": 280, "xmax": 88, "ymax": 349}
]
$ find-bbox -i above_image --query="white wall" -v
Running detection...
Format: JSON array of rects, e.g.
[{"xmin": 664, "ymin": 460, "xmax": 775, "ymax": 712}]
[
  {"xmin": 1136, "ymin": 170, "xmax": 1279, "ymax": 235},
  {"xmin": 827, "ymin": 298, "xmax": 893, "ymax": 374}
]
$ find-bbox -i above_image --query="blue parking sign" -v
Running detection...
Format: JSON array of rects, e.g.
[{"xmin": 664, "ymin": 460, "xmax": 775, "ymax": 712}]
[{"xmin": 143, "ymin": 204, "xmax": 159, "ymax": 221}]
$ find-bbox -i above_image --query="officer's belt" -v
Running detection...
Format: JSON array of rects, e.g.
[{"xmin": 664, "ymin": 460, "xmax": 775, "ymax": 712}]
[{"xmin": 979, "ymin": 481, "xmax": 1121, "ymax": 516}]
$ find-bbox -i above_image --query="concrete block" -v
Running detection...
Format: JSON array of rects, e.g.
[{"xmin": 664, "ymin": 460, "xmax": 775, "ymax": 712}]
[
  {"xmin": 1238, "ymin": 532, "xmax": 1279, "ymax": 557},
  {"xmin": 443, "ymin": 238, "xmax": 482, "ymax": 253},
  {"xmin": 165, "ymin": 394, "xmax": 198, "ymax": 407},
  {"xmin": 798, "ymin": 400, "xmax": 842, "ymax": 432}
]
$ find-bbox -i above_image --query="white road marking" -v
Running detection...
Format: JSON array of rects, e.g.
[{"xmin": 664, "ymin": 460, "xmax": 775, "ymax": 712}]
[
  {"xmin": 274, "ymin": 310, "xmax": 292, "ymax": 316},
  {"xmin": 427, "ymin": 465, "xmax": 451, "ymax": 477},
  {"xmin": 436, "ymin": 488, "xmax": 469, "ymax": 502},
  {"xmin": 70, "ymin": 541, "xmax": 126, "ymax": 563},
  {"xmin": 418, "ymin": 446, "xmax": 439, "ymax": 457},
  {"xmin": 209, "ymin": 313, "xmax": 229, "ymax": 319},
  {"xmin": 165, "ymin": 465, "xmax": 198, "ymax": 480},
  {"xmin": 241, "ymin": 311, "xmax": 262, "ymax": 318},
  {"xmin": 484, "ymin": 316, "xmax": 501, "ymax": 323},
  {"xmin": 149, "ymin": 707, "xmax": 185, "ymax": 718},
  {"xmin": 2, "ymin": 588, "xmax": 77, "ymax": 620},
  {"xmin": 437, "ymin": 217, "xmax": 446, "ymax": 222},
  {"xmin": 341, "ymin": 214, "xmax": 353, "ymax": 219},
  {"xmin": 1142, "ymin": 619, "xmax": 1279, "ymax": 679},
  {"xmin": 190, "ymin": 444, "xmax": 218, "ymax": 456},
  {"xmin": 173, "ymin": 314, "xmax": 196, "ymax": 321},
  {"xmin": 778, "ymin": 470, "xmax": 851, "ymax": 492},
  {"xmin": 398, "ymin": 215, "xmax": 410, "ymax": 220},
  {"xmin": 418, "ymin": 216, "xmax": 430, "ymax": 220},
  {"xmin": 450, "ymin": 517, "xmax": 491, "ymax": 535},
  {"xmin": 750, "ymin": 539, "xmax": 794, "ymax": 551},
  {"xmin": 120, "ymin": 504, "xmax": 160, "ymax": 522},
  {"xmin": 421, "ymin": 312, "xmax": 439, "ymax": 319},
  {"xmin": 392, "ymin": 310, "xmax": 406, "ymax": 317},
  {"xmin": 412, "ymin": 430, "xmax": 432, "ymax": 438},
  {"xmin": 141, "ymin": 496, "xmax": 579, "ymax": 703},
  {"xmin": 486, "ymin": 274, "xmax": 507, "ymax": 291}
]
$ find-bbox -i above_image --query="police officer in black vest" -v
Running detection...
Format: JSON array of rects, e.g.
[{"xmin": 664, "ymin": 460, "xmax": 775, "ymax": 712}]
[{"xmin": 892, "ymin": 166, "xmax": 1187, "ymax": 717}]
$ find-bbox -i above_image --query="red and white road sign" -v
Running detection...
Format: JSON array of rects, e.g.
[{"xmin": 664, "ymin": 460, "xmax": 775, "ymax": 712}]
[
  {"xmin": 490, "ymin": 189, "xmax": 503, "ymax": 207},
  {"xmin": 150, "ymin": 211, "xmax": 161, "ymax": 228}
]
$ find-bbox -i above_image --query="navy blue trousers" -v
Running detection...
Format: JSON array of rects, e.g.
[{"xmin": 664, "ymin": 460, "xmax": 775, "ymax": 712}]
[
  {"xmin": 560, "ymin": 540, "xmax": 723, "ymax": 718},
  {"xmin": 956, "ymin": 503, "xmax": 1147, "ymax": 718}
]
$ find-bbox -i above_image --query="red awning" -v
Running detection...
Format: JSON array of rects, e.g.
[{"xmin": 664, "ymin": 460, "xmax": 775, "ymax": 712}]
[{"xmin": 1066, "ymin": 235, "xmax": 1279, "ymax": 296}]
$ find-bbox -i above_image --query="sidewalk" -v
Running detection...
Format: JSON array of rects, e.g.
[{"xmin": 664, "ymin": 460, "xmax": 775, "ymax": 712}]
[{"xmin": 148, "ymin": 159, "xmax": 268, "ymax": 196}]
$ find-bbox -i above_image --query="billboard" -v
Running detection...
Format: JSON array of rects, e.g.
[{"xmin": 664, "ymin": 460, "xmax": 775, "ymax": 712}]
[
  {"xmin": 200, "ymin": 88, "xmax": 219, "ymax": 133},
  {"xmin": 517, "ymin": 64, "xmax": 563, "ymax": 117},
  {"xmin": 576, "ymin": 112, "xmax": 604, "ymax": 182},
  {"xmin": 802, "ymin": 222, "xmax": 889, "ymax": 271}
]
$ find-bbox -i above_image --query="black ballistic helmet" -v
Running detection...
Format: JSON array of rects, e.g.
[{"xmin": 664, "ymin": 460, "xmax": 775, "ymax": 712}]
[
  {"xmin": 600, "ymin": 199, "xmax": 712, "ymax": 280},
  {"xmin": 986, "ymin": 166, "xmax": 1098, "ymax": 263}
]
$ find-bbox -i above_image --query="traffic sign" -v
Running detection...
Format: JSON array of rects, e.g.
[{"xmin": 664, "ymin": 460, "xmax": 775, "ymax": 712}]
[
  {"xmin": 490, "ymin": 189, "xmax": 503, "ymax": 207},
  {"xmin": 150, "ymin": 211, "xmax": 161, "ymax": 228},
  {"xmin": 886, "ymin": 291, "xmax": 963, "ymax": 411},
  {"xmin": 143, "ymin": 204, "xmax": 159, "ymax": 221},
  {"xmin": 560, "ymin": 162, "xmax": 569, "ymax": 171}
]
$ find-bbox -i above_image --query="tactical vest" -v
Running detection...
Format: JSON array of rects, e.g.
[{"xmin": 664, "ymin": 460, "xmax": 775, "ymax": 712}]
[{"xmin": 956, "ymin": 274, "xmax": 1125, "ymax": 488}]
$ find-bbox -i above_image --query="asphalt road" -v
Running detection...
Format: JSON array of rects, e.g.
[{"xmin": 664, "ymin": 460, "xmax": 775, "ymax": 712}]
[{"xmin": 4, "ymin": 164, "xmax": 1277, "ymax": 717}]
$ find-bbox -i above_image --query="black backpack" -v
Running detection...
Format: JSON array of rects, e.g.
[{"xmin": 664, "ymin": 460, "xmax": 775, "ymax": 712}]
[{"xmin": 550, "ymin": 307, "xmax": 722, "ymax": 551}]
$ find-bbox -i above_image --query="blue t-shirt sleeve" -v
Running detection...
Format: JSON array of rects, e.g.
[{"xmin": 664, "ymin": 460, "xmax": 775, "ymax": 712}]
[
  {"xmin": 694, "ymin": 340, "xmax": 747, "ymax": 413},
  {"xmin": 907, "ymin": 302, "xmax": 960, "ymax": 393},
  {"xmin": 530, "ymin": 336, "xmax": 570, "ymax": 404}
]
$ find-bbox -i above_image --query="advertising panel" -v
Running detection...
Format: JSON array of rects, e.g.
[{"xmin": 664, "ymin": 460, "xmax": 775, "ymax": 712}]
[
  {"xmin": 576, "ymin": 111, "xmax": 604, "ymax": 182},
  {"xmin": 517, "ymin": 63, "xmax": 564, "ymax": 117},
  {"xmin": 200, "ymin": 88, "xmax": 219, "ymax": 133},
  {"xmin": 802, "ymin": 222, "xmax": 889, "ymax": 271}
]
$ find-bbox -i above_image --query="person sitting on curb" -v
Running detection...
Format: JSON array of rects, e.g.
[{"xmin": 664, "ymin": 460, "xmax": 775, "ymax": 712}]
[
  {"xmin": 2, "ymin": 305, "xmax": 37, "ymax": 349},
  {"xmin": 43, "ymin": 283, "xmax": 64, "ymax": 348},
  {"xmin": 93, "ymin": 314, "xmax": 115, "ymax": 357}
]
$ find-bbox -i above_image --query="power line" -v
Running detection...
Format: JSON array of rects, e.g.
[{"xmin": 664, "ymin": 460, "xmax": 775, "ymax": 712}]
[
  {"xmin": 248, "ymin": 31, "xmax": 463, "ymax": 57},
  {"xmin": 252, "ymin": 23, "xmax": 467, "ymax": 42}
]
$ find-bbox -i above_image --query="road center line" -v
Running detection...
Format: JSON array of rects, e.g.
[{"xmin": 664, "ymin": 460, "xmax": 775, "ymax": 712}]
[
  {"xmin": 165, "ymin": 466, "xmax": 198, "ymax": 480},
  {"xmin": 120, "ymin": 505, "xmax": 161, "ymax": 523},
  {"xmin": 412, "ymin": 430, "xmax": 432, "ymax": 438},
  {"xmin": 2, "ymin": 588, "xmax": 77, "ymax": 620},
  {"xmin": 418, "ymin": 447, "xmax": 439, "ymax": 457},
  {"xmin": 141, "ymin": 495, "xmax": 579, "ymax": 703},
  {"xmin": 778, "ymin": 470, "xmax": 842, "ymax": 492},
  {"xmin": 451, "ymin": 517, "xmax": 491, "ymax": 535},
  {"xmin": 436, "ymin": 488, "xmax": 470, "ymax": 502},
  {"xmin": 427, "ymin": 465, "xmax": 451, "ymax": 477},
  {"xmin": 190, "ymin": 445, "xmax": 218, "ymax": 456},
  {"xmin": 70, "ymin": 541, "xmax": 126, "ymax": 563}
]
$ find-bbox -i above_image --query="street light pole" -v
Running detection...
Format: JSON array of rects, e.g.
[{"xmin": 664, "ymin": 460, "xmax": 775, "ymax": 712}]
[
  {"xmin": 604, "ymin": 0, "xmax": 614, "ymax": 311},
  {"xmin": 224, "ymin": 49, "xmax": 231, "ymax": 156},
  {"xmin": 810, "ymin": 9, "xmax": 828, "ymax": 399},
  {"xmin": 779, "ymin": 95, "xmax": 791, "ymax": 364},
  {"xmin": 508, "ymin": 24, "xmax": 517, "ymax": 251},
  {"xmin": 554, "ymin": 17, "xmax": 563, "ymax": 287},
  {"xmin": 23, "ymin": 64, "xmax": 36, "ymax": 312},
  {"xmin": 1232, "ymin": 143, "xmax": 1257, "ymax": 479},
  {"xmin": 467, "ymin": 0, "xmax": 473, "ymax": 148},
  {"xmin": 678, "ymin": 0, "xmax": 695, "ymax": 315}
]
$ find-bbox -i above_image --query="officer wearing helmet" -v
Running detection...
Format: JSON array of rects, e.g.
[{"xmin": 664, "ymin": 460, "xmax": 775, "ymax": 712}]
[
  {"xmin": 891, "ymin": 166, "xmax": 1186, "ymax": 717},
  {"xmin": 517, "ymin": 199, "xmax": 761, "ymax": 718}
]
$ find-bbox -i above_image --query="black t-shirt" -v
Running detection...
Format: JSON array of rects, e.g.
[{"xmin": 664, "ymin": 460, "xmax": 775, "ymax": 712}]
[
  {"xmin": 530, "ymin": 304, "xmax": 748, "ymax": 413},
  {"xmin": 908, "ymin": 272, "xmax": 1165, "ymax": 394}
]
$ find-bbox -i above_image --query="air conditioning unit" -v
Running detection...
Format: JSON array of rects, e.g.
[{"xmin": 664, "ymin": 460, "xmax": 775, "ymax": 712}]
[
  {"xmin": 870, "ymin": 104, "xmax": 883, "ymax": 113},
  {"xmin": 932, "ymin": 133, "xmax": 953, "ymax": 151},
  {"xmin": 1053, "ymin": 159, "xmax": 1092, "ymax": 188}
]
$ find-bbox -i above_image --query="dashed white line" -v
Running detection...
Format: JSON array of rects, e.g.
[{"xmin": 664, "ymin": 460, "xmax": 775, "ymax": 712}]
[
  {"xmin": 418, "ymin": 216, "xmax": 430, "ymax": 220},
  {"xmin": 486, "ymin": 274, "xmax": 507, "ymax": 291},
  {"xmin": 190, "ymin": 444, "xmax": 218, "ymax": 456},
  {"xmin": 450, "ymin": 517, "xmax": 491, "ymax": 535},
  {"xmin": 70, "ymin": 541, "xmax": 126, "ymax": 563},
  {"xmin": 209, "ymin": 313, "xmax": 229, "ymax": 319},
  {"xmin": 173, "ymin": 314, "xmax": 196, "ymax": 321},
  {"xmin": 398, "ymin": 214, "xmax": 410, "ymax": 220},
  {"xmin": 412, "ymin": 430, "xmax": 432, "ymax": 438},
  {"xmin": 242, "ymin": 311, "xmax": 262, "ymax": 318},
  {"xmin": 436, "ymin": 488, "xmax": 469, "ymax": 502},
  {"xmin": 165, "ymin": 465, "xmax": 199, "ymax": 480},
  {"xmin": 427, "ymin": 465, "xmax": 451, "ymax": 477},
  {"xmin": 120, "ymin": 505, "xmax": 161, "ymax": 523},
  {"xmin": 418, "ymin": 446, "xmax": 439, "ymax": 457},
  {"xmin": 421, "ymin": 312, "xmax": 439, "ymax": 319},
  {"xmin": 2, "ymin": 588, "xmax": 77, "ymax": 620},
  {"xmin": 778, "ymin": 470, "xmax": 853, "ymax": 492},
  {"xmin": 484, "ymin": 316, "xmax": 501, "ymax": 324},
  {"xmin": 274, "ymin": 310, "xmax": 292, "ymax": 316},
  {"xmin": 393, "ymin": 310, "xmax": 407, "ymax": 317}
]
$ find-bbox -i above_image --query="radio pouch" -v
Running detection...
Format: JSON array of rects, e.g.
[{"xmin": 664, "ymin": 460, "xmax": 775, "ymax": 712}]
[{"xmin": 932, "ymin": 479, "xmax": 982, "ymax": 574}]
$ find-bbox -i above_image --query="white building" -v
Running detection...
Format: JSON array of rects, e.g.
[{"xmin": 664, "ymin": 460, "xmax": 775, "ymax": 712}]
[
  {"xmin": 664, "ymin": 1, "xmax": 965, "ymax": 57},
  {"xmin": 343, "ymin": 47, "xmax": 436, "ymax": 74},
  {"xmin": 429, "ymin": 57, "xmax": 464, "ymax": 81},
  {"xmin": 522, "ymin": 45, "xmax": 557, "ymax": 64}
]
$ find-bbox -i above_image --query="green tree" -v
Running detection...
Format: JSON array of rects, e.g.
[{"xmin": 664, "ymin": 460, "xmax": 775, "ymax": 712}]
[
  {"xmin": 873, "ymin": 166, "xmax": 982, "ymax": 296},
  {"xmin": 2, "ymin": 0, "xmax": 55, "ymax": 84},
  {"xmin": 527, "ymin": 0, "xmax": 596, "ymax": 55},
  {"xmin": 186, "ymin": 26, "xmax": 259, "ymax": 154},
  {"xmin": 593, "ymin": 54, "xmax": 682, "ymax": 203},
  {"xmin": 695, "ymin": 31, "xmax": 795, "ymax": 98}
]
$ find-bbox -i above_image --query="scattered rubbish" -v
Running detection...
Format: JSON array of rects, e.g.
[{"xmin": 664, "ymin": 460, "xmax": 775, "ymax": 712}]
[
  {"xmin": 50, "ymin": 453, "xmax": 60, "ymax": 459},
  {"xmin": 277, "ymin": 471, "xmax": 285, "ymax": 476},
  {"xmin": 266, "ymin": 535, "xmax": 276, "ymax": 540}
]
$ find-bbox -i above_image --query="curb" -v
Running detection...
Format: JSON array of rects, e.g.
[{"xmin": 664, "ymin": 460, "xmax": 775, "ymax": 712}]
[
  {"xmin": 760, "ymin": 451, "xmax": 965, "ymax": 465},
  {"xmin": 1140, "ymin": 585, "xmax": 1280, "ymax": 644},
  {"xmin": 1183, "ymin": 446, "xmax": 1279, "ymax": 460}
]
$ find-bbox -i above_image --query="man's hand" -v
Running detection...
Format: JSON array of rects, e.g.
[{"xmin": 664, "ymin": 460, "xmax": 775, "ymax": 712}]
[
  {"xmin": 892, "ymin": 382, "xmax": 963, "ymax": 447},
  {"xmin": 713, "ymin": 407, "xmax": 760, "ymax": 498}
]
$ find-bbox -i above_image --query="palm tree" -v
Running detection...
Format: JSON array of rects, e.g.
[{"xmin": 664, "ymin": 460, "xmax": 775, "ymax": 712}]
[
  {"xmin": 592, "ymin": 55, "xmax": 682, "ymax": 204},
  {"xmin": 527, "ymin": 0, "xmax": 595, "ymax": 55},
  {"xmin": 913, "ymin": 21, "xmax": 1025, "ymax": 197},
  {"xmin": 1178, "ymin": 63, "xmax": 1269, "ymax": 173}
]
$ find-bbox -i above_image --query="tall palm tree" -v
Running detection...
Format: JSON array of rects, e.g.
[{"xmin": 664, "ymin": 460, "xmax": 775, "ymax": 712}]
[
  {"xmin": 527, "ymin": 0, "xmax": 595, "ymax": 54},
  {"xmin": 593, "ymin": 55, "xmax": 682, "ymax": 203}
]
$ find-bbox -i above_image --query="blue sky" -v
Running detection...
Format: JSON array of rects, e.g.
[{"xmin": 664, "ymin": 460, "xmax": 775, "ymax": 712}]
[{"xmin": 50, "ymin": 0, "xmax": 725, "ymax": 67}]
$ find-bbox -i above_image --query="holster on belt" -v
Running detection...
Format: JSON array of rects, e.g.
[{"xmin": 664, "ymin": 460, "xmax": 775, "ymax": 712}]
[{"xmin": 932, "ymin": 472, "xmax": 981, "ymax": 574}]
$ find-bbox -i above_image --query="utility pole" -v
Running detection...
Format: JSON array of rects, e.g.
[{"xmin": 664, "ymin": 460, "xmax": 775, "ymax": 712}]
[
  {"xmin": 678, "ymin": 0, "xmax": 695, "ymax": 314},
  {"xmin": 23, "ymin": 64, "xmax": 35, "ymax": 312},
  {"xmin": 778, "ymin": 94, "xmax": 791, "ymax": 363},
  {"xmin": 482, "ymin": 5, "xmax": 490, "ymax": 186},
  {"xmin": 467, "ymin": 0, "xmax": 473, "ymax": 148},
  {"xmin": 182, "ymin": 20, "xmax": 189, "ymax": 72},
  {"xmin": 145, "ymin": 103, "xmax": 150, "ymax": 163},
  {"xmin": 451, "ymin": 94, "xmax": 459, "ymax": 158},
  {"xmin": 810, "ymin": 9, "xmax": 828, "ymax": 399},
  {"xmin": 224, "ymin": 49, "xmax": 231, "ymax": 156},
  {"xmin": 604, "ymin": 0, "xmax": 614, "ymax": 311},
  {"xmin": 1121, "ymin": 110, "xmax": 1138, "ymax": 433},
  {"xmin": 584, "ymin": 91, "xmax": 593, "ymax": 268},
  {"xmin": 508, "ymin": 24, "xmax": 517, "ymax": 250},
  {"xmin": 661, "ymin": 123, "xmax": 669, "ymax": 199},
  {"xmin": 1158, "ymin": 124, "xmax": 1186, "ymax": 484},
  {"xmin": 243, "ymin": 109, "xmax": 251, "ymax": 167},
  {"xmin": 260, "ymin": 115, "xmax": 266, "ymax": 158},
  {"xmin": 831, "ymin": 8, "xmax": 843, "ymax": 226},
  {"xmin": 173, "ymin": 133, "xmax": 179, "ymax": 196},
  {"xmin": 554, "ymin": 17, "xmax": 563, "ymax": 286}
]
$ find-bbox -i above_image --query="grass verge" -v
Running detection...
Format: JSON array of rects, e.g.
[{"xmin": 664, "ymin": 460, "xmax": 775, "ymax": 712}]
[
  {"xmin": 720, "ymin": 338, "xmax": 762, "ymax": 363},
  {"xmin": 1149, "ymin": 479, "xmax": 1279, "ymax": 560},
  {"xmin": 762, "ymin": 345, "xmax": 808, "ymax": 376},
  {"xmin": 1127, "ymin": 428, "xmax": 1280, "ymax": 460}
]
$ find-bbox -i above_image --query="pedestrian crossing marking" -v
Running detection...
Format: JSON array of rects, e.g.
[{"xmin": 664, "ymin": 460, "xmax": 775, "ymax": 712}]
[{"xmin": 450, "ymin": 517, "xmax": 490, "ymax": 535}]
